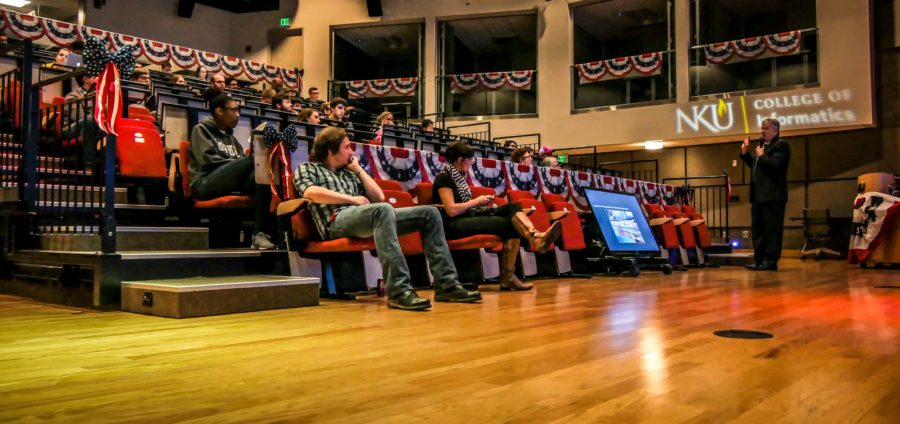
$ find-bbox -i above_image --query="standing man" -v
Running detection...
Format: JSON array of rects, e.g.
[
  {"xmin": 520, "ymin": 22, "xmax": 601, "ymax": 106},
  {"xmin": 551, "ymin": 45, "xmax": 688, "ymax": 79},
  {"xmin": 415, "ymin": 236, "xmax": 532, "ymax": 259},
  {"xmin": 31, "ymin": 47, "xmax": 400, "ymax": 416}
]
[
  {"xmin": 294, "ymin": 127, "xmax": 482, "ymax": 311},
  {"xmin": 740, "ymin": 118, "xmax": 791, "ymax": 271}
]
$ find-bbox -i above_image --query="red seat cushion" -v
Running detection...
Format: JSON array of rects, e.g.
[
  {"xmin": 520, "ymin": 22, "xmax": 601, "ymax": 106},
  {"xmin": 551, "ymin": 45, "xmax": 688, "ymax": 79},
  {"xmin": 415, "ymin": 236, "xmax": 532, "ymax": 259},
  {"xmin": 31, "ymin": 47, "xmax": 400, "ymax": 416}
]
[
  {"xmin": 302, "ymin": 237, "xmax": 377, "ymax": 253},
  {"xmin": 178, "ymin": 140, "xmax": 251, "ymax": 209},
  {"xmin": 549, "ymin": 202, "xmax": 585, "ymax": 251},
  {"xmin": 470, "ymin": 186, "xmax": 496, "ymax": 198}
]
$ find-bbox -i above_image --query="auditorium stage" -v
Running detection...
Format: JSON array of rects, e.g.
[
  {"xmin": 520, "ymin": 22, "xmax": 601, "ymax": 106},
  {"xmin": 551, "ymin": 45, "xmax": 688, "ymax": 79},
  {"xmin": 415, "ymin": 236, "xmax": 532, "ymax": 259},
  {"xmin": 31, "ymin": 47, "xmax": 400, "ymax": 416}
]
[{"xmin": 1, "ymin": 259, "xmax": 899, "ymax": 422}]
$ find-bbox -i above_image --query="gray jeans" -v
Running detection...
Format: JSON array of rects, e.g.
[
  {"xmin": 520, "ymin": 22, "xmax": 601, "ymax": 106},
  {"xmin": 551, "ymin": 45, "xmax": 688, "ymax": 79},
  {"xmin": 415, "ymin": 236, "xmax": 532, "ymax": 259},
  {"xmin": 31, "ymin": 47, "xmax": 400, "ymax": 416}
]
[{"xmin": 329, "ymin": 203, "xmax": 459, "ymax": 298}]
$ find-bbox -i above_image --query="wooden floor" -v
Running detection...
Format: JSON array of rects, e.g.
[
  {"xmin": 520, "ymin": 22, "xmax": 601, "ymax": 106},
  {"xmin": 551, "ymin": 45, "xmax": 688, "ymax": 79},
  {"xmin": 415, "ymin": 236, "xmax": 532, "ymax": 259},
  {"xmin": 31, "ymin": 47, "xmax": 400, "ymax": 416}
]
[{"xmin": 1, "ymin": 259, "xmax": 899, "ymax": 423}]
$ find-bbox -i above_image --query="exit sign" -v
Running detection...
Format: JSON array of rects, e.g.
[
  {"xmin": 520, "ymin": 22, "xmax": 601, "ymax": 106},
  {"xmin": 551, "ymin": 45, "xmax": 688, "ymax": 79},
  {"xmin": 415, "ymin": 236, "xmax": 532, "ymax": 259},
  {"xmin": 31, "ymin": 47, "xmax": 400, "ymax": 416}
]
[
  {"xmin": 279, "ymin": 17, "xmax": 290, "ymax": 27},
  {"xmin": 557, "ymin": 155, "xmax": 568, "ymax": 164}
]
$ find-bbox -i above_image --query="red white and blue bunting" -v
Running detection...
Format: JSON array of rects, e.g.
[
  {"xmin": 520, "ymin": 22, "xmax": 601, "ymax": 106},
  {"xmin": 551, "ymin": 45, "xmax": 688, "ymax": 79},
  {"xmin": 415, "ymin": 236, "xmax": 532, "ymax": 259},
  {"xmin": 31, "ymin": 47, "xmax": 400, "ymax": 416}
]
[
  {"xmin": 468, "ymin": 158, "xmax": 508, "ymax": 196},
  {"xmin": 0, "ymin": 9, "xmax": 300, "ymax": 87},
  {"xmin": 346, "ymin": 77, "xmax": 419, "ymax": 99},
  {"xmin": 703, "ymin": 30, "xmax": 802, "ymax": 65},
  {"xmin": 576, "ymin": 52, "xmax": 663, "ymax": 84},
  {"xmin": 450, "ymin": 70, "xmax": 534, "ymax": 93},
  {"xmin": 344, "ymin": 142, "xmax": 677, "ymax": 211}
]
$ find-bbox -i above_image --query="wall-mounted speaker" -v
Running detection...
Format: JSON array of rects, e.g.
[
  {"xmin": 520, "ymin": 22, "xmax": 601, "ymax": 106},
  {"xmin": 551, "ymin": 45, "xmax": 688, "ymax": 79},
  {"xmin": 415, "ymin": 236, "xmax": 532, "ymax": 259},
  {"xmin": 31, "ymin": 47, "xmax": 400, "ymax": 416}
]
[
  {"xmin": 177, "ymin": 0, "xmax": 196, "ymax": 18},
  {"xmin": 366, "ymin": 0, "xmax": 383, "ymax": 17}
]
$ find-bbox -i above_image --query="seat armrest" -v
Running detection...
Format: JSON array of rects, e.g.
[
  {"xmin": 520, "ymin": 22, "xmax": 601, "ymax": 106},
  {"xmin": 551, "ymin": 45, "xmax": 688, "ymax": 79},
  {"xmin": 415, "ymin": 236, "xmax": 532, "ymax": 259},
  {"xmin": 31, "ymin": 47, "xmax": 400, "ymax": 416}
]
[
  {"xmin": 690, "ymin": 219, "xmax": 705, "ymax": 226},
  {"xmin": 672, "ymin": 217, "xmax": 689, "ymax": 226},
  {"xmin": 649, "ymin": 217, "xmax": 673, "ymax": 226},
  {"xmin": 547, "ymin": 210, "xmax": 569, "ymax": 221},
  {"xmin": 277, "ymin": 198, "xmax": 308, "ymax": 217}
]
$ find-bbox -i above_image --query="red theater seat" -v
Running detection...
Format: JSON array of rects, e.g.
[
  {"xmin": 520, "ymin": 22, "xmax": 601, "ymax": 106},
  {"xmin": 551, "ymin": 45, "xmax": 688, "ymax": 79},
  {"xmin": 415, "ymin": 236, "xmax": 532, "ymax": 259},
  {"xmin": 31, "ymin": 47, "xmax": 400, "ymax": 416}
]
[
  {"xmin": 664, "ymin": 205, "xmax": 697, "ymax": 250},
  {"xmin": 681, "ymin": 205, "xmax": 712, "ymax": 248},
  {"xmin": 415, "ymin": 182, "xmax": 433, "ymax": 205},
  {"xmin": 541, "ymin": 193, "xmax": 568, "ymax": 210},
  {"xmin": 115, "ymin": 118, "xmax": 166, "ymax": 179},
  {"xmin": 375, "ymin": 179, "xmax": 403, "ymax": 192},
  {"xmin": 128, "ymin": 104, "xmax": 156, "ymax": 124},
  {"xmin": 471, "ymin": 186, "xmax": 497, "ymax": 198},
  {"xmin": 381, "ymin": 190, "xmax": 427, "ymax": 255},
  {"xmin": 507, "ymin": 190, "xmax": 535, "ymax": 203},
  {"xmin": 516, "ymin": 199, "xmax": 556, "ymax": 252},
  {"xmin": 548, "ymin": 202, "xmax": 586, "ymax": 251},
  {"xmin": 645, "ymin": 203, "xmax": 681, "ymax": 251},
  {"xmin": 177, "ymin": 141, "xmax": 253, "ymax": 209}
]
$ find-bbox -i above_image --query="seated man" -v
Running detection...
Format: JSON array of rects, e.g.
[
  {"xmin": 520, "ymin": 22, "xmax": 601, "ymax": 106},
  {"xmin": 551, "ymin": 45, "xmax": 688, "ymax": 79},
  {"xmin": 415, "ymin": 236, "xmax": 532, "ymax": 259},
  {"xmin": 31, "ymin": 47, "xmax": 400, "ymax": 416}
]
[
  {"xmin": 210, "ymin": 74, "xmax": 227, "ymax": 91},
  {"xmin": 131, "ymin": 68, "xmax": 157, "ymax": 112},
  {"xmin": 226, "ymin": 78, "xmax": 240, "ymax": 89},
  {"xmin": 294, "ymin": 127, "xmax": 482, "ymax": 311},
  {"xmin": 324, "ymin": 97, "xmax": 352, "ymax": 129},
  {"xmin": 421, "ymin": 118, "xmax": 434, "ymax": 133},
  {"xmin": 307, "ymin": 86, "xmax": 320, "ymax": 103},
  {"xmin": 189, "ymin": 93, "xmax": 275, "ymax": 250}
]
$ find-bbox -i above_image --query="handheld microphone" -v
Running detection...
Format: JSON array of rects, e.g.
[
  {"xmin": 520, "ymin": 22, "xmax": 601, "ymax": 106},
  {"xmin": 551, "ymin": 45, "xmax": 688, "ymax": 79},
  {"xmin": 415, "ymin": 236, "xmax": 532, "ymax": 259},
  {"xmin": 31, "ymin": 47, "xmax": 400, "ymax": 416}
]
[{"xmin": 758, "ymin": 138, "xmax": 765, "ymax": 149}]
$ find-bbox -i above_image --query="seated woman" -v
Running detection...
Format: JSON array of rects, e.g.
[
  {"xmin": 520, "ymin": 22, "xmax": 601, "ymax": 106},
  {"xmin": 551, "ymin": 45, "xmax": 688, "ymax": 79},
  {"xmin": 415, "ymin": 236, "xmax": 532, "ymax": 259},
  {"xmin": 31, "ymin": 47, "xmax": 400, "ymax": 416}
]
[
  {"xmin": 169, "ymin": 74, "xmax": 187, "ymax": 86},
  {"xmin": 433, "ymin": 141, "xmax": 562, "ymax": 291},
  {"xmin": 297, "ymin": 108, "xmax": 320, "ymax": 125},
  {"xmin": 374, "ymin": 111, "xmax": 394, "ymax": 141}
]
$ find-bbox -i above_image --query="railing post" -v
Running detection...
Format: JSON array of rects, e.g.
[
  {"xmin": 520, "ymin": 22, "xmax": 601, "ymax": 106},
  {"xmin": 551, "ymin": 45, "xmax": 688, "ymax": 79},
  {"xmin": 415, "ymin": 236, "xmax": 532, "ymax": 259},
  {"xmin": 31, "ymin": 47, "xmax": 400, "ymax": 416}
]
[
  {"xmin": 18, "ymin": 40, "xmax": 39, "ymax": 212},
  {"xmin": 101, "ymin": 133, "xmax": 117, "ymax": 254}
]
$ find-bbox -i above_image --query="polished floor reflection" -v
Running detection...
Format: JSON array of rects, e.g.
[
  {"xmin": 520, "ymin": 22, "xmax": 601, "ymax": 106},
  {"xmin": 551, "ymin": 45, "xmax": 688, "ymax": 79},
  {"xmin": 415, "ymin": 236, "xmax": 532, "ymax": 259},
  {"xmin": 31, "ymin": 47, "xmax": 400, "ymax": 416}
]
[{"xmin": 1, "ymin": 259, "xmax": 899, "ymax": 423}]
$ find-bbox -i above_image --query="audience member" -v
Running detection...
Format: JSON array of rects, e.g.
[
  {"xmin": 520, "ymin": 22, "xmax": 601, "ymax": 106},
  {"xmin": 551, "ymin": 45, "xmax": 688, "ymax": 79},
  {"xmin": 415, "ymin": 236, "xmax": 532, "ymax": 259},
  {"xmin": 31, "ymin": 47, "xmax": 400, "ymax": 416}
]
[
  {"xmin": 321, "ymin": 102, "xmax": 332, "ymax": 116},
  {"xmin": 46, "ymin": 47, "xmax": 69, "ymax": 69},
  {"xmin": 307, "ymin": 87, "xmax": 320, "ymax": 102},
  {"xmin": 62, "ymin": 73, "xmax": 101, "ymax": 168},
  {"xmin": 197, "ymin": 67, "xmax": 209, "ymax": 80},
  {"xmin": 161, "ymin": 62, "xmax": 173, "ymax": 73},
  {"xmin": 270, "ymin": 77, "xmax": 285, "ymax": 93},
  {"xmin": 210, "ymin": 74, "xmax": 226, "ymax": 91},
  {"xmin": 373, "ymin": 111, "xmax": 394, "ymax": 143},
  {"xmin": 169, "ymin": 75, "xmax": 187, "ymax": 86},
  {"xmin": 227, "ymin": 78, "xmax": 240, "ymax": 89},
  {"xmin": 260, "ymin": 89, "xmax": 276, "ymax": 104},
  {"xmin": 189, "ymin": 93, "xmax": 275, "ymax": 250},
  {"xmin": 294, "ymin": 127, "xmax": 482, "ymax": 310},
  {"xmin": 503, "ymin": 140, "xmax": 517, "ymax": 150},
  {"xmin": 511, "ymin": 146, "xmax": 534, "ymax": 166},
  {"xmin": 421, "ymin": 119, "xmax": 434, "ymax": 133},
  {"xmin": 131, "ymin": 68, "xmax": 156, "ymax": 111},
  {"xmin": 272, "ymin": 93, "xmax": 294, "ymax": 112},
  {"xmin": 541, "ymin": 156, "xmax": 559, "ymax": 168},
  {"xmin": 433, "ymin": 142, "xmax": 562, "ymax": 291},
  {"xmin": 298, "ymin": 108, "xmax": 320, "ymax": 125},
  {"xmin": 326, "ymin": 97, "xmax": 350, "ymax": 128}
]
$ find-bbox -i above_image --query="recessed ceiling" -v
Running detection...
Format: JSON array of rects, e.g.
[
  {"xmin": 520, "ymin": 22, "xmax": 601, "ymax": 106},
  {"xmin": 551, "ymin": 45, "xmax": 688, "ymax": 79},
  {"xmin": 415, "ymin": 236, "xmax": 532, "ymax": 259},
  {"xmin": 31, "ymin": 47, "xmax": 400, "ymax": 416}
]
[
  {"xmin": 335, "ymin": 24, "xmax": 420, "ymax": 57},
  {"xmin": 446, "ymin": 15, "xmax": 536, "ymax": 55},
  {"xmin": 573, "ymin": 0, "xmax": 667, "ymax": 41},
  {"xmin": 2, "ymin": 0, "xmax": 79, "ymax": 22}
]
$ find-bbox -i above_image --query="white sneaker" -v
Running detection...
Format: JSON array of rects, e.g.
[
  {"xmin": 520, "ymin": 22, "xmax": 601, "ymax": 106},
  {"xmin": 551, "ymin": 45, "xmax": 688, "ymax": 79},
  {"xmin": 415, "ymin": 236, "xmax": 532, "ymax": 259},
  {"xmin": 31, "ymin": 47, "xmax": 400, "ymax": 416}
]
[{"xmin": 251, "ymin": 232, "xmax": 275, "ymax": 250}]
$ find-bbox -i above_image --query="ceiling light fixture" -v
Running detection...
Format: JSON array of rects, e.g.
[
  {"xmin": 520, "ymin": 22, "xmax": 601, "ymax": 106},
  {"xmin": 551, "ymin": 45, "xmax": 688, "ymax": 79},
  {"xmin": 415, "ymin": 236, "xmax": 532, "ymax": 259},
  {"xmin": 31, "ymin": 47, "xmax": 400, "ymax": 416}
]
[
  {"xmin": 0, "ymin": 0, "xmax": 32, "ymax": 8},
  {"xmin": 644, "ymin": 140, "xmax": 664, "ymax": 150}
]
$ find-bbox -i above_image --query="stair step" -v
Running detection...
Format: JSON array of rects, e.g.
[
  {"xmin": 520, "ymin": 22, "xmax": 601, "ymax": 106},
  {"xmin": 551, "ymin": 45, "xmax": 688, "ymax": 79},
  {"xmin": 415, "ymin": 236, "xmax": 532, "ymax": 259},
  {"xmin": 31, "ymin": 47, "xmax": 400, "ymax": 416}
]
[
  {"xmin": 1, "ymin": 165, "xmax": 92, "ymax": 176},
  {"xmin": 121, "ymin": 275, "xmax": 319, "ymax": 318},
  {"xmin": 0, "ymin": 184, "xmax": 128, "ymax": 204},
  {"xmin": 36, "ymin": 226, "xmax": 209, "ymax": 252},
  {"xmin": 0, "ymin": 153, "xmax": 66, "ymax": 168},
  {"xmin": 705, "ymin": 243, "xmax": 734, "ymax": 255}
]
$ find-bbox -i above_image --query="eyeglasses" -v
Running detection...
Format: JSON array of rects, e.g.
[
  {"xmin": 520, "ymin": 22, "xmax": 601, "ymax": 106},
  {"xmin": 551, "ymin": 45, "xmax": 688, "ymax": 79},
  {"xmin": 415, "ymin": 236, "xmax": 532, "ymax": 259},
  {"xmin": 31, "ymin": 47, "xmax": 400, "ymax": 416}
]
[{"xmin": 223, "ymin": 107, "xmax": 239, "ymax": 113}]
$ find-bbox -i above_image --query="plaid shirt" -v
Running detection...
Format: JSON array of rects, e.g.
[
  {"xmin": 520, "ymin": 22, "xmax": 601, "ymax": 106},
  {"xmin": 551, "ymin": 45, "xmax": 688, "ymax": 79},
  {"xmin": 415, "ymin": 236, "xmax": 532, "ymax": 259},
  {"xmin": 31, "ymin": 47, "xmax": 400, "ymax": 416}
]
[{"xmin": 294, "ymin": 162, "xmax": 363, "ymax": 239}]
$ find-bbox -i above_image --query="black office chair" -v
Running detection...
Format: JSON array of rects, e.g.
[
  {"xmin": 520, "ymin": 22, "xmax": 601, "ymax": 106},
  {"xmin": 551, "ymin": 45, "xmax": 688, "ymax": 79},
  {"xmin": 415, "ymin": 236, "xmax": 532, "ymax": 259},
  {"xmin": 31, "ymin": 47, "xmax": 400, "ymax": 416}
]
[{"xmin": 800, "ymin": 208, "xmax": 841, "ymax": 260}]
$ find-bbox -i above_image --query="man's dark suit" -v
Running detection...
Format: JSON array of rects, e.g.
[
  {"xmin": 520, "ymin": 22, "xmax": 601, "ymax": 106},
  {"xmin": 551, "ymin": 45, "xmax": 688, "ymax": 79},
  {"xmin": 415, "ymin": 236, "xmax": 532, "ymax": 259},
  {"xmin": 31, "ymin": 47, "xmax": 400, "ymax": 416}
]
[{"xmin": 740, "ymin": 137, "xmax": 791, "ymax": 267}]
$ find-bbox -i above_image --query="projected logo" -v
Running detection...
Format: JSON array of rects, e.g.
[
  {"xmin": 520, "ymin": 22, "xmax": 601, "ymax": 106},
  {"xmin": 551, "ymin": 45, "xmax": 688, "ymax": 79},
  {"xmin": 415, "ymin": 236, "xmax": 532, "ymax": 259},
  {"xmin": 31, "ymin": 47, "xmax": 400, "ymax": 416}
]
[{"xmin": 604, "ymin": 207, "xmax": 644, "ymax": 244}]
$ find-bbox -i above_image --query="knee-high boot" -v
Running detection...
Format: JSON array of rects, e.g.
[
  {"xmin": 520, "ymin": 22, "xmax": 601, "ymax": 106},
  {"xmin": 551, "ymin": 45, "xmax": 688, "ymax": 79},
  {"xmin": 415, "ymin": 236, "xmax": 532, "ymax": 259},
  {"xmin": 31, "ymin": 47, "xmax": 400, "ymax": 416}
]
[
  {"xmin": 499, "ymin": 238, "xmax": 533, "ymax": 291},
  {"xmin": 511, "ymin": 212, "xmax": 562, "ymax": 254}
]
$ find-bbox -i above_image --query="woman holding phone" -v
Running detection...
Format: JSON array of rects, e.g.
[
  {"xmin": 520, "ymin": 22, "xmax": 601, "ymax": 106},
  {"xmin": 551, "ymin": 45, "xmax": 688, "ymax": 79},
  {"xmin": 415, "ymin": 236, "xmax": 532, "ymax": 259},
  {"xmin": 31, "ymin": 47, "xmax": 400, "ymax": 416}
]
[{"xmin": 432, "ymin": 141, "xmax": 562, "ymax": 291}]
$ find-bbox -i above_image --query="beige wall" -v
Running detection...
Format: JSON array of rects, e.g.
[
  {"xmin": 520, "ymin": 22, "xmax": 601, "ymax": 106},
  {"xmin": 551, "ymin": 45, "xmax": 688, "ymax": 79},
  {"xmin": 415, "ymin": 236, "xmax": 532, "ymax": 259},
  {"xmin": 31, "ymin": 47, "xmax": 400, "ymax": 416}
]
[{"xmin": 291, "ymin": 0, "xmax": 874, "ymax": 150}]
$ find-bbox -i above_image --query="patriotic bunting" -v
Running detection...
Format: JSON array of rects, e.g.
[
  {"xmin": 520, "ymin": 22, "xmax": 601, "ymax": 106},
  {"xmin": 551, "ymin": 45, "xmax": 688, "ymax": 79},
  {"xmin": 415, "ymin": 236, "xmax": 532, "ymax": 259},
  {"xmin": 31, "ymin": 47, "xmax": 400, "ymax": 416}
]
[
  {"xmin": 450, "ymin": 70, "xmax": 534, "ymax": 93},
  {"xmin": 0, "ymin": 9, "xmax": 299, "ymax": 86},
  {"xmin": 468, "ymin": 158, "xmax": 507, "ymax": 196},
  {"xmin": 346, "ymin": 78, "xmax": 419, "ymax": 98},
  {"xmin": 848, "ymin": 193, "xmax": 900, "ymax": 264},
  {"xmin": 576, "ymin": 52, "xmax": 663, "ymax": 84},
  {"xmin": 539, "ymin": 167, "xmax": 569, "ymax": 198},
  {"xmin": 703, "ymin": 30, "xmax": 802, "ymax": 65},
  {"xmin": 506, "ymin": 163, "xmax": 541, "ymax": 197}
]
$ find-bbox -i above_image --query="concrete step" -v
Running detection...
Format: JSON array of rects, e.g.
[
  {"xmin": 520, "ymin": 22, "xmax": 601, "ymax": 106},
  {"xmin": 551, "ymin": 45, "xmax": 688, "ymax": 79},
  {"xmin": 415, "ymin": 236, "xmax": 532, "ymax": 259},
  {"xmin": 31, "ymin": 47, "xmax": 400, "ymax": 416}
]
[
  {"xmin": 121, "ymin": 275, "xmax": 319, "ymax": 318},
  {"xmin": 35, "ymin": 226, "xmax": 209, "ymax": 252},
  {"xmin": 706, "ymin": 243, "xmax": 734, "ymax": 255}
]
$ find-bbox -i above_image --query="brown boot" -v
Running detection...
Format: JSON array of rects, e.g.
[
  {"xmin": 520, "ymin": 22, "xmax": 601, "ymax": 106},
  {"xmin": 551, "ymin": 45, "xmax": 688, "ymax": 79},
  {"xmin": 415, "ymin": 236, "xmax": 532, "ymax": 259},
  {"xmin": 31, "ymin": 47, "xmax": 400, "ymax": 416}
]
[
  {"xmin": 499, "ymin": 238, "xmax": 532, "ymax": 291},
  {"xmin": 512, "ymin": 212, "xmax": 562, "ymax": 254}
]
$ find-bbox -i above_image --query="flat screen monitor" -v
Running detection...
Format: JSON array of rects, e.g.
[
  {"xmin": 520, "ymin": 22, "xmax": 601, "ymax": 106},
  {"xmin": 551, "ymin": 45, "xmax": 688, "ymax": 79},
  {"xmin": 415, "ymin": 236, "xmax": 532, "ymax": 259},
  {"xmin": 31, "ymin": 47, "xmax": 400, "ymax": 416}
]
[{"xmin": 583, "ymin": 188, "xmax": 659, "ymax": 254}]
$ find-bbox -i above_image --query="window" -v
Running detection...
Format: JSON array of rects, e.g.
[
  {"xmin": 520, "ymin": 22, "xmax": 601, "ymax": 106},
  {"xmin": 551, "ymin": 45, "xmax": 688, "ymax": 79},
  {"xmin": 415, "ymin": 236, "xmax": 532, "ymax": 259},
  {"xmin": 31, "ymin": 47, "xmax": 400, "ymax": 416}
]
[
  {"xmin": 330, "ymin": 23, "xmax": 423, "ymax": 119},
  {"xmin": 572, "ymin": 0, "xmax": 674, "ymax": 110},
  {"xmin": 689, "ymin": 0, "xmax": 818, "ymax": 97},
  {"xmin": 437, "ymin": 14, "xmax": 537, "ymax": 117}
]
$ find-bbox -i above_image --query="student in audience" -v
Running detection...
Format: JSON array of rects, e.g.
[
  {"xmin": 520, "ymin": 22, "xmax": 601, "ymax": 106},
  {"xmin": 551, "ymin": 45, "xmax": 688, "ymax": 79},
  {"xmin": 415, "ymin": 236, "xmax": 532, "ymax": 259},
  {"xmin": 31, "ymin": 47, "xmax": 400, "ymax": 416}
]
[
  {"xmin": 541, "ymin": 156, "xmax": 560, "ymax": 168},
  {"xmin": 433, "ymin": 141, "xmax": 562, "ymax": 291},
  {"xmin": 161, "ymin": 62, "xmax": 173, "ymax": 73},
  {"xmin": 227, "ymin": 78, "xmax": 240, "ymax": 89},
  {"xmin": 63, "ymin": 73, "xmax": 101, "ymax": 168},
  {"xmin": 131, "ymin": 68, "xmax": 157, "ymax": 112},
  {"xmin": 421, "ymin": 119, "xmax": 434, "ymax": 133},
  {"xmin": 197, "ymin": 67, "xmax": 209, "ymax": 80},
  {"xmin": 211, "ymin": 74, "xmax": 227, "ymax": 91},
  {"xmin": 260, "ymin": 89, "xmax": 276, "ymax": 104},
  {"xmin": 298, "ymin": 108, "xmax": 320, "ymax": 125},
  {"xmin": 373, "ymin": 111, "xmax": 393, "ymax": 143},
  {"xmin": 270, "ymin": 78, "xmax": 285, "ymax": 93},
  {"xmin": 307, "ymin": 87, "xmax": 320, "ymax": 102},
  {"xmin": 295, "ymin": 127, "xmax": 482, "ymax": 310},
  {"xmin": 189, "ymin": 93, "xmax": 275, "ymax": 250},
  {"xmin": 272, "ymin": 93, "xmax": 295, "ymax": 114},
  {"xmin": 291, "ymin": 97, "xmax": 304, "ymax": 112},
  {"xmin": 45, "ymin": 47, "xmax": 69, "ymax": 69},
  {"xmin": 325, "ymin": 97, "xmax": 350, "ymax": 128},
  {"xmin": 321, "ymin": 102, "xmax": 332, "ymax": 117},
  {"xmin": 169, "ymin": 75, "xmax": 187, "ymax": 86},
  {"xmin": 503, "ymin": 140, "xmax": 517, "ymax": 150},
  {"xmin": 511, "ymin": 146, "xmax": 534, "ymax": 166}
]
